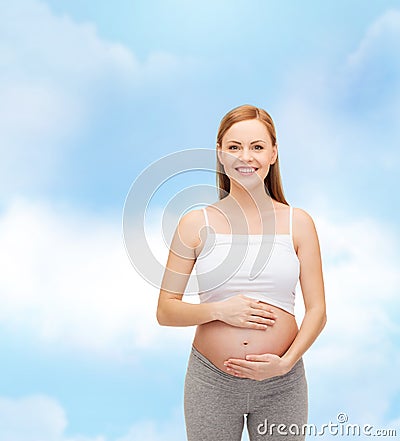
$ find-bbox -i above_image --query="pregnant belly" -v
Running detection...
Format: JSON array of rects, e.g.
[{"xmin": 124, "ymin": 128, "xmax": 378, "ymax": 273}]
[{"xmin": 192, "ymin": 302, "xmax": 298, "ymax": 375}]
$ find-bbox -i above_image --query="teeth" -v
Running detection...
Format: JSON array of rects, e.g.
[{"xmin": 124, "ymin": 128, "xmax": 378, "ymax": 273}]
[{"xmin": 236, "ymin": 167, "xmax": 256, "ymax": 173}]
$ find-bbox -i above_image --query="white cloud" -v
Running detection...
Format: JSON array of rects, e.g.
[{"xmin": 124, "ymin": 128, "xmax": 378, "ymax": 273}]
[
  {"xmin": 0, "ymin": 395, "xmax": 104, "ymax": 441},
  {"xmin": 300, "ymin": 210, "xmax": 400, "ymax": 426},
  {"xmin": 276, "ymin": 8, "xmax": 400, "ymax": 193},
  {"xmin": 0, "ymin": 0, "xmax": 199, "ymax": 200},
  {"xmin": 346, "ymin": 9, "xmax": 400, "ymax": 71},
  {"xmin": 343, "ymin": 8, "xmax": 400, "ymax": 126},
  {"xmin": 0, "ymin": 196, "xmax": 195, "ymax": 360},
  {"xmin": 0, "ymin": 0, "xmax": 189, "ymax": 91},
  {"xmin": 0, "ymin": 394, "xmax": 188, "ymax": 441},
  {"xmin": 114, "ymin": 406, "xmax": 186, "ymax": 441}
]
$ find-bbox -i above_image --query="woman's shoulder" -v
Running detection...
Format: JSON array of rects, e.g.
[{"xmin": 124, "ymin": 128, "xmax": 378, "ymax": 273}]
[
  {"xmin": 291, "ymin": 205, "xmax": 315, "ymax": 225},
  {"xmin": 273, "ymin": 200, "xmax": 312, "ymax": 219},
  {"xmin": 180, "ymin": 208, "xmax": 206, "ymax": 226},
  {"xmin": 291, "ymin": 205, "xmax": 319, "ymax": 242},
  {"xmin": 177, "ymin": 208, "xmax": 207, "ymax": 248}
]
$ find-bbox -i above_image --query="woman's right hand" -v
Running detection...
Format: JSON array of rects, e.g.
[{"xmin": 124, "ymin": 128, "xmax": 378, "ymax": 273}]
[{"xmin": 214, "ymin": 294, "xmax": 278, "ymax": 330}]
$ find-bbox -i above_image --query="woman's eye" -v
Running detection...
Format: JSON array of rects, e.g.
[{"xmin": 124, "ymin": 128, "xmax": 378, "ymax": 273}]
[
  {"xmin": 228, "ymin": 145, "xmax": 239, "ymax": 150},
  {"xmin": 254, "ymin": 145, "xmax": 264, "ymax": 150}
]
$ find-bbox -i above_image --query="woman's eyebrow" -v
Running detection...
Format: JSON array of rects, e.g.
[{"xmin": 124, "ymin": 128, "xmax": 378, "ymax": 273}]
[{"xmin": 226, "ymin": 139, "xmax": 266, "ymax": 144}]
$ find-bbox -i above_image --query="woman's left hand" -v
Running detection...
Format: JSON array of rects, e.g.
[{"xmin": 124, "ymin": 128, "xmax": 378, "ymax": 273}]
[{"xmin": 223, "ymin": 353, "xmax": 292, "ymax": 380}]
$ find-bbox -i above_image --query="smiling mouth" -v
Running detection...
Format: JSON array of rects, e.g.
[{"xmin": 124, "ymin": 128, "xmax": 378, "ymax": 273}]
[{"xmin": 235, "ymin": 167, "xmax": 259, "ymax": 175}]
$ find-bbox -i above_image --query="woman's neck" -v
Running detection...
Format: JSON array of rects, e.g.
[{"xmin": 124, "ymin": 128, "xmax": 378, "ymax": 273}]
[{"xmin": 226, "ymin": 183, "xmax": 274, "ymax": 213}]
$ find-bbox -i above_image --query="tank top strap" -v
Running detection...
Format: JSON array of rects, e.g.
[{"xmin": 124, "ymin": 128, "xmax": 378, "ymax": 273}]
[
  {"xmin": 202, "ymin": 207, "xmax": 209, "ymax": 227},
  {"xmin": 289, "ymin": 206, "xmax": 293, "ymax": 239}
]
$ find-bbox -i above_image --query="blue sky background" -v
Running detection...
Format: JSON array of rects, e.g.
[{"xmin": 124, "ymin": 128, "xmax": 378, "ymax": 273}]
[{"xmin": 1, "ymin": 1, "xmax": 400, "ymax": 440}]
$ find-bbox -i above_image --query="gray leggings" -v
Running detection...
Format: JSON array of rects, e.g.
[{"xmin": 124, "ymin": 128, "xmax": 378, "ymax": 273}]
[{"xmin": 184, "ymin": 345, "xmax": 308, "ymax": 441}]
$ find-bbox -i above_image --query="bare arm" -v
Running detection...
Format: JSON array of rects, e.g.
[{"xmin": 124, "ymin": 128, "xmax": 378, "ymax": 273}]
[
  {"xmin": 156, "ymin": 210, "xmax": 211, "ymax": 326},
  {"xmin": 156, "ymin": 209, "xmax": 276, "ymax": 328},
  {"xmin": 280, "ymin": 207, "xmax": 327, "ymax": 369}
]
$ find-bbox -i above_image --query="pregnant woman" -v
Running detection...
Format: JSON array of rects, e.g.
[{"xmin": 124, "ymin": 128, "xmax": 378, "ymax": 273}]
[{"xmin": 156, "ymin": 104, "xmax": 327, "ymax": 441}]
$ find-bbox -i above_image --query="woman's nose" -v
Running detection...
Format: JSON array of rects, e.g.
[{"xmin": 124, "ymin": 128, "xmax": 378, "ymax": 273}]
[{"xmin": 239, "ymin": 148, "xmax": 253, "ymax": 163}]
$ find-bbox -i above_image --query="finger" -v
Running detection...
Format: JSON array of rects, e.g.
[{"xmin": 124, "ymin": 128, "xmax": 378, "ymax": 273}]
[
  {"xmin": 225, "ymin": 359, "xmax": 254, "ymax": 369},
  {"xmin": 251, "ymin": 315, "xmax": 275, "ymax": 325},
  {"xmin": 250, "ymin": 305, "xmax": 278, "ymax": 319},
  {"xmin": 251, "ymin": 302, "xmax": 279, "ymax": 317},
  {"xmin": 247, "ymin": 321, "xmax": 269, "ymax": 330},
  {"xmin": 248, "ymin": 309, "xmax": 273, "ymax": 319},
  {"xmin": 226, "ymin": 365, "xmax": 251, "ymax": 376},
  {"xmin": 256, "ymin": 310, "xmax": 278, "ymax": 321},
  {"xmin": 227, "ymin": 369, "xmax": 252, "ymax": 379},
  {"xmin": 245, "ymin": 354, "xmax": 269, "ymax": 362},
  {"xmin": 249, "ymin": 316, "xmax": 275, "ymax": 326},
  {"xmin": 227, "ymin": 368, "xmax": 252, "ymax": 379}
]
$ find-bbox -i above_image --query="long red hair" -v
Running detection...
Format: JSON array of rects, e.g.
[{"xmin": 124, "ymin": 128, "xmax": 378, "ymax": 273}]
[{"xmin": 216, "ymin": 104, "xmax": 288, "ymax": 204}]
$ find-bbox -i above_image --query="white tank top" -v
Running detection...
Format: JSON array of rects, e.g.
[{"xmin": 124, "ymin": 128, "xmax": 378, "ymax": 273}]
[{"xmin": 194, "ymin": 205, "xmax": 300, "ymax": 315}]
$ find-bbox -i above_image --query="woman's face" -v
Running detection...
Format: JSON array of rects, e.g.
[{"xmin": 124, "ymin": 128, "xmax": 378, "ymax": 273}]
[{"xmin": 217, "ymin": 119, "xmax": 278, "ymax": 188}]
